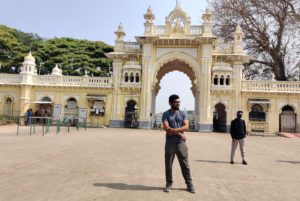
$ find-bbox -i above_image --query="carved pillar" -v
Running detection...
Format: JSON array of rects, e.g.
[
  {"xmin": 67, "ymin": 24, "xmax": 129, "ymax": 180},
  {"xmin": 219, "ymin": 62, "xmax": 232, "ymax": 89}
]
[
  {"xmin": 139, "ymin": 43, "xmax": 153, "ymax": 128},
  {"xmin": 233, "ymin": 62, "xmax": 243, "ymax": 113},
  {"xmin": 111, "ymin": 59, "xmax": 122, "ymax": 119},
  {"xmin": 199, "ymin": 44, "xmax": 213, "ymax": 131}
]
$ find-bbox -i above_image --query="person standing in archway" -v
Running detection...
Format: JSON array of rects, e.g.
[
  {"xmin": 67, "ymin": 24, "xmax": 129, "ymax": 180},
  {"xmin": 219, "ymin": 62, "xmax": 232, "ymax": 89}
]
[
  {"xmin": 230, "ymin": 111, "xmax": 247, "ymax": 165},
  {"xmin": 162, "ymin": 94, "xmax": 195, "ymax": 193}
]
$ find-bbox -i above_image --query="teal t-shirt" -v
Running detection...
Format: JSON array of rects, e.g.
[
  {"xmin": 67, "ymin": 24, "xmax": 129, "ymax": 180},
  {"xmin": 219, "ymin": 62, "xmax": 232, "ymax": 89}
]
[{"xmin": 162, "ymin": 110, "xmax": 187, "ymax": 143}]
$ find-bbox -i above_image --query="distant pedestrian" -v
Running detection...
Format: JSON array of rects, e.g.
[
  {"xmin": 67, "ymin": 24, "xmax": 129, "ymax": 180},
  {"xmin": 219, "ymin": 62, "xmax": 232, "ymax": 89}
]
[
  {"xmin": 162, "ymin": 94, "xmax": 195, "ymax": 193},
  {"xmin": 230, "ymin": 111, "xmax": 247, "ymax": 165}
]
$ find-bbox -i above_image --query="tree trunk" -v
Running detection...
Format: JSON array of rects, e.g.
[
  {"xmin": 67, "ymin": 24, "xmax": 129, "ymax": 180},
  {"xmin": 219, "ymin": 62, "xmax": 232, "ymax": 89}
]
[{"xmin": 273, "ymin": 62, "xmax": 287, "ymax": 81}]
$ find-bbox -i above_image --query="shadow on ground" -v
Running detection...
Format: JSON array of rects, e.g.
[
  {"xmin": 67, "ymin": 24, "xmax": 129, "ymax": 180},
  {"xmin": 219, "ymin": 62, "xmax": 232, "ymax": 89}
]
[
  {"xmin": 194, "ymin": 160, "xmax": 230, "ymax": 164},
  {"xmin": 93, "ymin": 183, "xmax": 187, "ymax": 191},
  {"xmin": 276, "ymin": 160, "xmax": 300, "ymax": 164},
  {"xmin": 93, "ymin": 183, "xmax": 162, "ymax": 191}
]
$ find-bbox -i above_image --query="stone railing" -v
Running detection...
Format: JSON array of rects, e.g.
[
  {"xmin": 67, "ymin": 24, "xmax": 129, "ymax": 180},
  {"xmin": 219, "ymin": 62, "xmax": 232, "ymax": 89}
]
[
  {"xmin": 121, "ymin": 82, "xmax": 142, "ymax": 88},
  {"xmin": 211, "ymin": 85, "xmax": 233, "ymax": 92},
  {"xmin": 153, "ymin": 25, "xmax": 203, "ymax": 36},
  {"xmin": 212, "ymin": 43, "xmax": 234, "ymax": 54},
  {"xmin": 0, "ymin": 74, "xmax": 22, "ymax": 84},
  {"xmin": 154, "ymin": 26, "xmax": 167, "ymax": 35},
  {"xmin": 124, "ymin": 42, "xmax": 141, "ymax": 52},
  {"xmin": 189, "ymin": 26, "xmax": 202, "ymax": 35},
  {"xmin": 0, "ymin": 73, "xmax": 112, "ymax": 88},
  {"xmin": 242, "ymin": 80, "xmax": 300, "ymax": 93},
  {"xmin": 36, "ymin": 76, "xmax": 113, "ymax": 88}
]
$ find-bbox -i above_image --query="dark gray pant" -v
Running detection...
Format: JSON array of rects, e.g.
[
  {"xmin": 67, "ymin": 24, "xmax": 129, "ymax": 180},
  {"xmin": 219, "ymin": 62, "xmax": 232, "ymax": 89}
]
[{"xmin": 165, "ymin": 142, "xmax": 192, "ymax": 185}]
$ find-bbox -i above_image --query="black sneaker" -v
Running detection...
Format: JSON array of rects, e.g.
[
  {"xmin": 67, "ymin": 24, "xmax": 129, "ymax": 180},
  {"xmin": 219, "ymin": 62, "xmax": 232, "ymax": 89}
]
[
  {"xmin": 187, "ymin": 184, "xmax": 196, "ymax": 193},
  {"xmin": 164, "ymin": 184, "xmax": 172, "ymax": 192},
  {"xmin": 242, "ymin": 160, "xmax": 247, "ymax": 165},
  {"xmin": 230, "ymin": 160, "xmax": 234, "ymax": 164}
]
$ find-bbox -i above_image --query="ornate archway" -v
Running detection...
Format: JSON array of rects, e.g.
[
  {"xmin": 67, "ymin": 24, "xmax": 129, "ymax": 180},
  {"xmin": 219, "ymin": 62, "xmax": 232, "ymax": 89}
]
[{"xmin": 149, "ymin": 53, "xmax": 200, "ymax": 129}]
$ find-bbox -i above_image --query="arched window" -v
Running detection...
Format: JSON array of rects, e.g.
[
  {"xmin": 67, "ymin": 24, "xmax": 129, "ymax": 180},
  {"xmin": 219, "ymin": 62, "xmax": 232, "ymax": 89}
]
[
  {"xmin": 226, "ymin": 75, "xmax": 230, "ymax": 85},
  {"xmin": 41, "ymin": 97, "xmax": 52, "ymax": 102},
  {"xmin": 124, "ymin": 72, "xmax": 129, "ymax": 82},
  {"xmin": 135, "ymin": 73, "xmax": 140, "ymax": 83},
  {"xmin": 5, "ymin": 97, "xmax": 12, "ymax": 103},
  {"xmin": 130, "ymin": 73, "xmax": 134, "ymax": 82},
  {"xmin": 280, "ymin": 105, "xmax": 296, "ymax": 132},
  {"xmin": 66, "ymin": 98, "xmax": 78, "ymax": 109},
  {"xmin": 213, "ymin": 75, "xmax": 218, "ymax": 85},
  {"xmin": 249, "ymin": 104, "xmax": 265, "ymax": 121},
  {"xmin": 220, "ymin": 75, "xmax": 224, "ymax": 85},
  {"xmin": 4, "ymin": 97, "xmax": 13, "ymax": 116},
  {"xmin": 282, "ymin": 105, "xmax": 294, "ymax": 112}
]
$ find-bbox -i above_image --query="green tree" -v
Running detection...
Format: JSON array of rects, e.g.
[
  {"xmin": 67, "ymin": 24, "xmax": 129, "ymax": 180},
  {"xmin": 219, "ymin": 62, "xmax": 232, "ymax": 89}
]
[{"xmin": 0, "ymin": 25, "xmax": 113, "ymax": 76}]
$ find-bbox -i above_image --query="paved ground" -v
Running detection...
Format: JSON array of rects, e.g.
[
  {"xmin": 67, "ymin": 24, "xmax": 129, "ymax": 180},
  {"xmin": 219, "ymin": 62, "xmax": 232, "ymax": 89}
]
[{"xmin": 0, "ymin": 125, "xmax": 300, "ymax": 201}]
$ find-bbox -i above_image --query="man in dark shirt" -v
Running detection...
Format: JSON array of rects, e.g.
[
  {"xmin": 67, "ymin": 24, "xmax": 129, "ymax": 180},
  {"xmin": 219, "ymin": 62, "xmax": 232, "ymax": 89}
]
[
  {"xmin": 230, "ymin": 111, "xmax": 247, "ymax": 165},
  {"xmin": 162, "ymin": 94, "xmax": 195, "ymax": 193}
]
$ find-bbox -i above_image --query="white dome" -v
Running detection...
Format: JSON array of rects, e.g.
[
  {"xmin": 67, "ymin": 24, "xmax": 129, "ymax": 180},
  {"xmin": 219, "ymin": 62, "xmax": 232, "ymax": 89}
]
[
  {"xmin": 24, "ymin": 51, "xmax": 35, "ymax": 62},
  {"xmin": 51, "ymin": 64, "xmax": 62, "ymax": 76}
]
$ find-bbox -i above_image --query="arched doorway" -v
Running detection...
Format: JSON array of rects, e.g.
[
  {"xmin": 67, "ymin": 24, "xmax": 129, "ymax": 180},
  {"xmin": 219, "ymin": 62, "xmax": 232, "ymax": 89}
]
[
  {"xmin": 249, "ymin": 104, "xmax": 266, "ymax": 121},
  {"xmin": 213, "ymin": 103, "xmax": 227, "ymax": 132},
  {"xmin": 152, "ymin": 59, "xmax": 197, "ymax": 130},
  {"xmin": 280, "ymin": 105, "xmax": 296, "ymax": 133},
  {"xmin": 124, "ymin": 100, "xmax": 137, "ymax": 128},
  {"xmin": 3, "ymin": 97, "xmax": 13, "ymax": 117},
  {"xmin": 39, "ymin": 96, "xmax": 53, "ymax": 117},
  {"xmin": 64, "ymin": 97, "xmax": 78, "ymax": 117}
]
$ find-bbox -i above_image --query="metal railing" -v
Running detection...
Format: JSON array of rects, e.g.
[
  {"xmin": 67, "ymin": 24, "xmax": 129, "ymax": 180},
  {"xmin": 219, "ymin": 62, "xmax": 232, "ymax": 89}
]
[{"xmin": 15, "ymin": 116, "xmax": 87, "ymax": 136}]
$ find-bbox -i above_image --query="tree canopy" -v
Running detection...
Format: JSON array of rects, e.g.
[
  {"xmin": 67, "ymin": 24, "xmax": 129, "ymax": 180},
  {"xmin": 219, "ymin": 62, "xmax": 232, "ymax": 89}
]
[
  {"xmin": 210, "ymin": 0, "xmax": 300, "ymax": 81},
  {"xmin": 0, "ymin": 25, "xmax": 113, "ymax": 76}
]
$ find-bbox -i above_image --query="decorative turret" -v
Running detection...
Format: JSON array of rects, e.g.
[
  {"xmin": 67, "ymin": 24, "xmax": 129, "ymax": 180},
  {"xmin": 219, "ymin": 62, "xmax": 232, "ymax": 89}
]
[
  {"xmin": 20, "ymin": 51, "xmax": 37, "ymax": 84},
  {"xmin": 51, "ymin": 64, "xmax": 62, "ymax": 76},
  {"xmin": 202, "ymin": 8, "xmax": 213, "ymax": 37},
  {"xmin": 232, "ymin": 25, "xmax": 244, "ymax": 54},
  {"xmin": 165, "ymin": 2, "xmax": 190, "ymax": 35},
  {"xmin": 144, "ymin": 6, "xmax": 155, "ymax": 36},
  {"xmin": 20, "ymin": 51, "xmax": 36, "ymax": 75},
  {"xmin": 144, "ymin": 6, "xmax": 155, "ymax": 22},
  {"xmin": 114, "ymin": 23, "xmax": 125, "ymax": 51}
]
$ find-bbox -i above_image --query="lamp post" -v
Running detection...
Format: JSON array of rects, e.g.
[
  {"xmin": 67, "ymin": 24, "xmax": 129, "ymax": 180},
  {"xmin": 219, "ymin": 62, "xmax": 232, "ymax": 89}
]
[{"xmin": 38, "ymin": 62, "xmax": 43, "ymax": 75}]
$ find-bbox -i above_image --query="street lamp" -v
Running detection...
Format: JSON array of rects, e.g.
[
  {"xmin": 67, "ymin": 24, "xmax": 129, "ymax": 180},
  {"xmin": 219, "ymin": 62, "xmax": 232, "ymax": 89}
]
[{"xmin": 38, "ymin": 62, "xmax": 44, "ymax": 75}]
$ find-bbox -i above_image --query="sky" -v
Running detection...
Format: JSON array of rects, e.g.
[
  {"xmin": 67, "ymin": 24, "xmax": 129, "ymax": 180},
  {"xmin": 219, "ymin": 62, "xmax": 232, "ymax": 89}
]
[{"xmin": 0, "ymin": 0, "xmax": 208, "ymax": 113}]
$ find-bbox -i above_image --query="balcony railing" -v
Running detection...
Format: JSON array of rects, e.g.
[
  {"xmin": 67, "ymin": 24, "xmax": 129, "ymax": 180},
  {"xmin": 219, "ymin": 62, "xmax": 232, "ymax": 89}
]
[
  {"xmin": 242, "ymin": 80, "xmax": 300, "ymax": 93},
  {"xmin": 211, "ymin": 85, "xmax": 233, "ymax": 91},
  {"xmin": 153, "ymin": 25, "xmax": 203, "ymax": 36},
  {"xmin": 36, "ymin": 76, "xmax": 112, "ymax": 87},
  {"xmin": 0, "ymin": 74, "xmax": 112, "ymax": 88},
  {"xmin": 154, "ymin": 26, "xmax": 167, "ymax": 35},
  {"xmin": 189, "ymin": 26, "xmax": 202, "ymax": 35},
  {"xmin": 212, "ymin": 43, "xmax": 234, "ymax": 54},
  {"xmin": 124, "ymin": 42, "xmax": 141, "ymax": 52},
  {"xmin": 0, "ymin": 74, "xmax": 22, "ymax": 84}
]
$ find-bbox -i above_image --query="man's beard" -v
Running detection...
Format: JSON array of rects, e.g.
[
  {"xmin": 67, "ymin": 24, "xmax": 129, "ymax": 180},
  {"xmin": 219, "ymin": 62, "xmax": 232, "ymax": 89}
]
[{"xmin": 172, "ymin": 105, "xmax": 180, "ymax": 110}]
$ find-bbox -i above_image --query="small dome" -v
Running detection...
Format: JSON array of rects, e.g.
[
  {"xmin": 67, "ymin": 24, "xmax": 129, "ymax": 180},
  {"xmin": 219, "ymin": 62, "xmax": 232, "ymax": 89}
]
[
  {"xmin": 24, "ymin": 51, "xmax": 35, "ymax": 62},
  {"xmin": 51, "ymin": 64, "xmax": 62, "ymax": 76}
]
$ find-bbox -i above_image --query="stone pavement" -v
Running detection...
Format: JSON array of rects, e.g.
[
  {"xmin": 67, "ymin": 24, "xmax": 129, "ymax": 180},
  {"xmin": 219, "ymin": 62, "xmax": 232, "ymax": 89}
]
[{"xmin": 0, "ymin": 125, "xmax": 299, "ymax": 201}]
